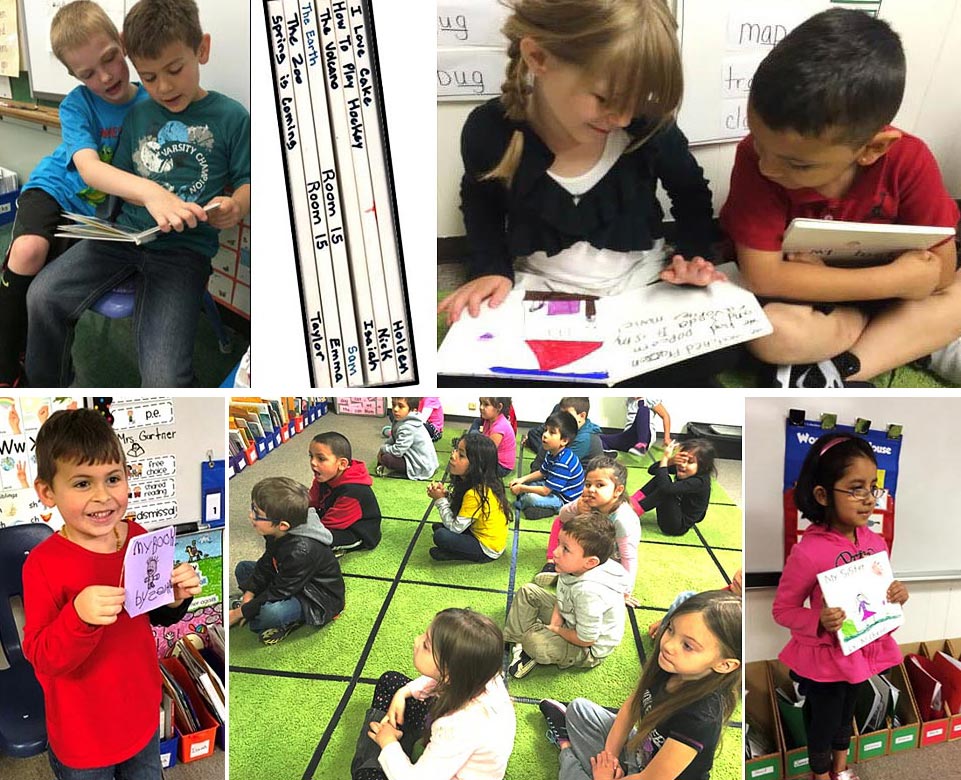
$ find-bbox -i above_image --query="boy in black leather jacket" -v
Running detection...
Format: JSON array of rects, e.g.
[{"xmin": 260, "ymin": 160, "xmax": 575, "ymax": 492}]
[{"xmin": 229, "ymin": 476, "xmax": 345, "ymax": 644}]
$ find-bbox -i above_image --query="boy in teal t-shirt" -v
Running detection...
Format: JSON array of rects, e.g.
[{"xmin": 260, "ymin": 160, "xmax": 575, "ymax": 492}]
[
  {"xmin": 25, "ymin": 0, "xmax": 251, "ymax": 388},
  {"xmin": 0, "ymin": 0, "xmax": 206, "ymax": 386}
]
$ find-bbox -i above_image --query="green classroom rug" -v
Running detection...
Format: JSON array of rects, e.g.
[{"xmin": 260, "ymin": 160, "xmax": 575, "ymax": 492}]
[{"xmin": 229, "ymin": 432, "xmax": 744, "ymax": 780}]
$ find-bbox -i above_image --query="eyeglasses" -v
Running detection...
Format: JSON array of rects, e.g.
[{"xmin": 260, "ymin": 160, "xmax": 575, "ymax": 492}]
[
  {"xmin": 833, "ymin": 487, "xmax": 884, "ymax": 501},
  {"xmin": 250, "ymin": 502, "xmax": 273, "ymax": 522}
]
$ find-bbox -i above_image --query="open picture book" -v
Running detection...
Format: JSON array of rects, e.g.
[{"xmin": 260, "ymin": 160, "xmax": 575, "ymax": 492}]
[
  {"xmin": 782, "ymin": 218, "xmax": 956, "ymax": 266},
  {"xmin": 438, "ymin": 262, "xmax": 771, "ymax": 385},
  {"xmin": 56, "ymin": 202, "xmax": 221, "ymax": 246}
]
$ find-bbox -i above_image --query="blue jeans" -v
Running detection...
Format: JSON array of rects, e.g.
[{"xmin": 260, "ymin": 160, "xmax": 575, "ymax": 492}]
[
  {"xmin": 432, "ymin": 525, "xmax": 497, "ymax": 563},
  {"xmin": 235, "ymin": 561, "xmax": 304, "ymax": 633},
  {"xmin": 515, "ymin": 481, "xmax": 564, "ymax": 511},
  {"xmin": 48, "ymin": 728, "xmax": 161, "ymax": 780},
  {"xmin": 25, "ymin": 239, "xmax": 211, "ymax": 386}
]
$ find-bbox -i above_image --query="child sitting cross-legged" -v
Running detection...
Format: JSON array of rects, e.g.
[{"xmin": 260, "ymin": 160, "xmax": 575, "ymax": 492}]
[
  {"xmin": 426, "ymin": 433, "xmax": 510, "ymax": 563},
  {"xmin": 377, "ymin": 397, "xmax": 440, "ymax": 481},
  {"xmin": 309, "ymin": 431, "xmax": 382, "ymax": 558},
  {"xmin": 229, "ymin": 476, "xmax": 344, "ymax": 645},
  {"xmin": 510, "ymin": 410, "xmax": 584, "ymax": 520},
  {"xmin": 504, "ymin": 512, "xmax": 629, "ymax": 678}
]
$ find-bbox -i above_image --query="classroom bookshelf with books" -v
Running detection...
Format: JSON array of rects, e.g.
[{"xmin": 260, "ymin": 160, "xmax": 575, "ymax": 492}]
[{"xmin": 228, "ymin": 397, "xmax": 330, "ymax": 476}]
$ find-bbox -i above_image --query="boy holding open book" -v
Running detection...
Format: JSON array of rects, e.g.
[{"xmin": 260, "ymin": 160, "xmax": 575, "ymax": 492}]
[
  {"xmin": 0, "ymin": 0, "xmax": 208, "ymax": 387},
  {"xmin": 720, "ymin": 9, "xmax": 961, "ymax": 387},
  {"xmin": 25, "ymin": 0, "xmax": 251, "ymax": 388}
]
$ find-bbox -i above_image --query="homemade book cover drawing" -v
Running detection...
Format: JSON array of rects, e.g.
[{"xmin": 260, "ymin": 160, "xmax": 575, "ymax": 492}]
[
  {"xmin": 782, "ymin": 218, "xmax": 956, "ymax": 266},
  {"xmin": 816, "ymin": 550, "xmax": 904, "ymax": 657},
  {"xmin": 438, "ymin": 263, "xmax": 771, "ymax": 385},
  {"xmin": 56, "ymin": 202, "xmax": 221, "ymax": 246},
  {"xmin": 264, "ymin": 0, "xmax": 417, "ymax": 387}
]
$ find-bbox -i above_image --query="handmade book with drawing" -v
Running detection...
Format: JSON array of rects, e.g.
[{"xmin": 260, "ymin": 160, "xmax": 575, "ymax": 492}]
[
  {"xmin": 438, "ymin": 263, "xmax": 771, "ymax": 385},
  {"xmin": 816, "ymin": 550, "xmax": 903, "ymax": 657},
  {"xmin": 56, "ymin": 202, "xmax": 221, "ymax": 246},
  {"xmin": 782, "ymin": 218, "xmax": 955, "ymax": 266}
]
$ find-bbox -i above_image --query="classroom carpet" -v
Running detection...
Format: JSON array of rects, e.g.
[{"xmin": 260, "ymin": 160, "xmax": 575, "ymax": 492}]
[
  {"xmin": 228, "ymin": 412, "xmax": 744, "ymax": 780},
  {"xmin": 0, "ymin": 224, "xmax": 246, "ymax": 387},
  {"xmin": 435, "ymin": 269, "xmax": 951, "ymax": 388}
]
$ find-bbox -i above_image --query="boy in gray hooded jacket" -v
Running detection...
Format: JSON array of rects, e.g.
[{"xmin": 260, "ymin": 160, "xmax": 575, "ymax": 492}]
[
  {"xmin": 504, "ymin": 512, "xmax": 628, "ymax": 678},
  {"xmin": 376, "ymin": 397, "xmax": 440, "ymax": 480}
]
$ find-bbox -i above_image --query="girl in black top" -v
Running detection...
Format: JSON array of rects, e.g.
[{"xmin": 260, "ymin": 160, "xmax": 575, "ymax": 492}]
[
  {"xmin": 630, "ymin": 439, "xmax": 716, "ymax": 536},
  {"xmin": 539, "ymin": 589, "xmax": 741, "ymax": 780},
  {"xmin": 438, "ymin": 0, "xmax": 725, "ymax": 327}
]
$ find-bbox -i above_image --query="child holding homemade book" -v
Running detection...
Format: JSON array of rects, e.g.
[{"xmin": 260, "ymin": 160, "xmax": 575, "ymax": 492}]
[
  {"xmin": 26, "ymin": 0, "xmax": 251, "ymax": 388},
  {"xmin": 0, "ymin": 0, "xmax": 207, "ymax": 387},
  {"xmin": 773, "ymin": 433, "xmax": 908, "ymax": 780},
  {"xmin": 23, "ymin": 409, "xmax": 202, "ymax": 778},
  {"xmin": 438, "ymin": 0, "xmax": 732, "ymax": 383},
  {"xmin": 720, "ymin": 9, "xmax": 961, "ymax": 387}
]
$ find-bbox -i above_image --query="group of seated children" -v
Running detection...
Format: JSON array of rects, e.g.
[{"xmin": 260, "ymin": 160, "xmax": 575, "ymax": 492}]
[
  {"xmin": 231, "ymin": 398, "xmax": 742, "ymax": 779},
  {"xmin": 0, "ymin": 0, "xmax": 250, "ymax": 388}
]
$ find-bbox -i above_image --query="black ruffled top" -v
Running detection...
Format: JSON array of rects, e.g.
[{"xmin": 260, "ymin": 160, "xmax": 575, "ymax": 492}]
[{"xmin": 459, "ymin": 98, "xmax": 717, "ymax": 281}]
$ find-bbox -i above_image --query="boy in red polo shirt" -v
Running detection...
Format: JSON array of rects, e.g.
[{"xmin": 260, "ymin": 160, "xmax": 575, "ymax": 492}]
[
  {"xmin": 22, "ymin": 409, "xmax": 201, "ymax": 778},
  {"xmin": 720, "ymin": 8, "xmax": 960, "ymax": 387}
]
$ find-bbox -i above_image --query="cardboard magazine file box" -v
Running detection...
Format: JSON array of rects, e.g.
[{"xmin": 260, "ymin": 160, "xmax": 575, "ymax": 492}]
[
  {"xmin": 745, "ymin": 661, "xmax": 784, "ymax": 780},
  {"xmin": 899, "ymin": 641, "xmax": 950, "ymax": 746},
  {"xmin": 292, "ymin": 414, "xmax": 305, "ymax": 434},
  {"xmin": 945, "ymin": 637, "xmax": 961, "ymax": 658},
  {"xmin": 243, "ymin": 441, "xmax": 258, "ymax": 467},
  {"xmin": 853, "ymin": 710, "xmax": 889, "ymax": 763},
  {"xmin": 160, "ymin": 657, "xmax": 218, "ymax": 763},
  {"xmin": 159, "ymin": 728, "xmax": 180, "ymax": 769},
  {"xmin": 229, "ymin": 452, "xmax": 246, "ymax": 477},
  {"xmin": 917, "ymin": 639, "xmax": 961, "ymax": 740},
  {"xmin": 769, "ymin": 660, "xmax": 855, "ymax": 778},
  {"xmin": 280, "ymin": 423, "xmax": 291, "ymax": 443},
  {"xmin": 886, "ymin": 662, "xmax": 921, "ymax": 754}
]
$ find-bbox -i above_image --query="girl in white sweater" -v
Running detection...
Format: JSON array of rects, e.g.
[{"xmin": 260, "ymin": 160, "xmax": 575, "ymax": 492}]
[{"xmin": 354, "ymin": 608, "xmax": 516, "ymax": 780}]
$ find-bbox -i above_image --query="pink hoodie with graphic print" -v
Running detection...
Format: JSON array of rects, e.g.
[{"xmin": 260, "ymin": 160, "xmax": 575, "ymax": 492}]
[{"xmin": 773, "ymin": 523, "xmax": 902, "ymax": 684}]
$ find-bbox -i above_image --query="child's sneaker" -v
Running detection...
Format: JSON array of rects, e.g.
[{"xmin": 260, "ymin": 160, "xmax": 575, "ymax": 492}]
[
  {"xmin": 374, "ymin": 464, "xmax": 390, "ymax": 477},
  {"xmin": 831, "ymin": 769, "xmax": 861, "ymax": 780},
  {"xmin": 260, "ymin": 622, "xmax": 303, "ymax": 645},
  {"xmin": 602, "ymin": 448, "xmax": 618, "ymax": 459},
  {"xmin": 533, "ymin": 562, "xmax": 558, "ymax": 588},
  {"xmin": 772, "ymin": 352, "xmax": 872, "ymax": 388},
  {"xmin": 429, "ymin": 546, "xmax": 461, "ymax": 561},
  {"xmin": 538, "ymin": 699, "xmax": 570, "ymax": 747},
  {"xmin": 509, "ymin": 647, "xmax": 538, "ymax": 678},
  {"xmin": 523, "ymin": 506, "xmax": 555, "ymax": 520},
  {"xmin": 627, "ymin": 442, "xmax": 648, "ymax": 457}
]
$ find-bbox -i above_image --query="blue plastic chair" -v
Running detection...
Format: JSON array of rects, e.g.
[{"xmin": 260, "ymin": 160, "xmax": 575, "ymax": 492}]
[
  {"xmin": 0, "ymin": 523, "xmax": 52, "ymax": 758},
  {"xmin": 91, "ymin": 282, "xmax": 233, "ymax": 354}
]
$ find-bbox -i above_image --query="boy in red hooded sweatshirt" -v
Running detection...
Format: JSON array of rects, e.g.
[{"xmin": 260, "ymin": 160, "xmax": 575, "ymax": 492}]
[{"xmin": 308, "ymin": 431, "xmax": 382, "ymax": 557}]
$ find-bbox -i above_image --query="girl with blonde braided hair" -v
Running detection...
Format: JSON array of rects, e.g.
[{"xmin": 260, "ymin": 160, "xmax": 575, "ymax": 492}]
[{"xmin": 439, "ymin": 0, "xmax": 727, "ymax": 340}]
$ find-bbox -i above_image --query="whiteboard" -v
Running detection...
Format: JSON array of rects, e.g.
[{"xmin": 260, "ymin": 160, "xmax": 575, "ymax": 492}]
[
  {"xmin": 676, "ymin": 0, "xmax": 960, "ymax": 146},
  {"xmin": 107, "ymin": 396, "xmax": 225, "ymax": 530},
  {"xmin": 20, "ymin": 0, "xmax": 249, "ymax": 108},
  {"xmin": 745, "ymin": 396, "xmax": 961, "ymax": 580}
]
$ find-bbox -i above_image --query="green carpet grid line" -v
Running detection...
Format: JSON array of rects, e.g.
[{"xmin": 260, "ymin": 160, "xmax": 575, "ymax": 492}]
[{"xmin": 229, "ymin": 424, "xmax": 743, "ymax": 780}]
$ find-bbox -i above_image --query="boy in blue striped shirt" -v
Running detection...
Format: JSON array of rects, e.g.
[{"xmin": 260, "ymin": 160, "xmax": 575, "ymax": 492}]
[{"xmin": 510, "ymin": 411, "xmax": 584, "ymax": 519}]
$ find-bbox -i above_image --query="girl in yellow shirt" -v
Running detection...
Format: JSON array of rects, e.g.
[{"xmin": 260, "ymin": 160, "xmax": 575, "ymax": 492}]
[{"xmin": 427, "ymin": 434, "xmax": 511, "ymax": 562}]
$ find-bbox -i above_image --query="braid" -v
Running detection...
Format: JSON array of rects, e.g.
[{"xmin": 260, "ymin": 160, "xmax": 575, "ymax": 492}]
[{"xmin": 481, "ymin": 41, "xmax": 528, "ymax": 186}]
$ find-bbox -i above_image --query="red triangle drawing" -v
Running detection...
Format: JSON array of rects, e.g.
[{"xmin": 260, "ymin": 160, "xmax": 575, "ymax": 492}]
[{"xmin": 525, "ymin": 340, "xmax": 604, "ymax": 371}]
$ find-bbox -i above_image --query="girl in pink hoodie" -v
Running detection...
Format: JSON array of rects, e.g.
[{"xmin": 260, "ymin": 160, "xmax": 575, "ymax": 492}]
[{"xmin": 773, "ymin": 433, "xmax": 909, "ymax": 780}]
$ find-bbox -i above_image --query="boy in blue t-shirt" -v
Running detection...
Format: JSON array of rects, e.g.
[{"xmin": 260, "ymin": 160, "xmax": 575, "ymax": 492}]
[
  {"xmin": 0, "ymin": 0, "xmax": 207, "ymax": 386},
  {"xmin": 25, "ymin": 0, "xmax": 251, "ymax": 388},
  {"xmin": 510, "ymin": 411, "xmax": 585, "ymax": 519}
]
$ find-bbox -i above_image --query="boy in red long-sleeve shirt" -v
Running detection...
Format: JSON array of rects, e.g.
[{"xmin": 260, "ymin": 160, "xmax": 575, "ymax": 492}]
[
  {"xmin": 309, "ymin": 431, "xmax": 382, "ymax": 557},
  {"xmin": 22, "ymin": 409, "xmax": 201, "ymax": 778}
]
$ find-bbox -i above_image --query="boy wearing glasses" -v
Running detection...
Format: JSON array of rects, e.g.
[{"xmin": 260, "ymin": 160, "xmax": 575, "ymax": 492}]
[{"xmin": 229, "ymin": 477, "xmax": 344, "ymax": 645}]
